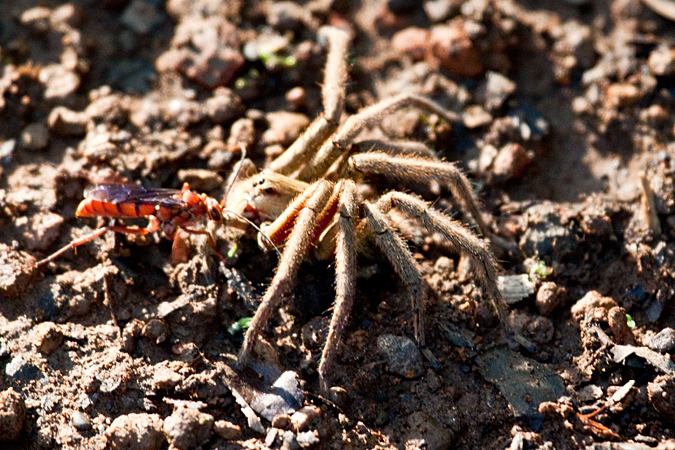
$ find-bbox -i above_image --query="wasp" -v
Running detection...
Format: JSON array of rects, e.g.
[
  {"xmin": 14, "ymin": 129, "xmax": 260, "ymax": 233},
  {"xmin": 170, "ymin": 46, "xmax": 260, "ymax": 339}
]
[{"xmin": 34, "ymin": 182, "xmax": 229, "ymax": 267}]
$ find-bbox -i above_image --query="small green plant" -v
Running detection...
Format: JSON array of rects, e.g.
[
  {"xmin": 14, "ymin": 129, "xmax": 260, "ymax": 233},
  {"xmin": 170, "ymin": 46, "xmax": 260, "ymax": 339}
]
[
  {"xmin": 258, "ymin": 51, "xmax": 296, "ymax": 69},
  {"xmin": 228, "ymin": 317, "xmax": 253, "ymax": 335},
  {"xmin": 626, "ymin": 314, "xmax": 636, "ymax": 328},
  {"xmin": 528, "ymin": 260, "xmax": 552, "ymax": 279}
]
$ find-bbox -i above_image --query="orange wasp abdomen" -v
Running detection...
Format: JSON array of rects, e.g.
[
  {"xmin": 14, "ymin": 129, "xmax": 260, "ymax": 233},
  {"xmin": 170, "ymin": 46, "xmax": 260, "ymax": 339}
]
[{"xmin": 76, "ymin": 199, "xmax": 156, "ymax": 218}]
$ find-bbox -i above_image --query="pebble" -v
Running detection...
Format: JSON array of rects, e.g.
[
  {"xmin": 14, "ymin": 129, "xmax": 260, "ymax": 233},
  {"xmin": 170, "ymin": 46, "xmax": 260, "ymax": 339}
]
[
  {"xmin": 33, "ymin": 322, "xmax": 64, "ymax": 355},
  {"xmin": 462, "ymin": 105, "xmax": 492, "ymax": 129},
  {"xmin": 120, "ymin": 319, "xmax": 144, "ymax": 353},
  {"xmin": 163, "ymin": 407, "xmax": 214, "ymax": 450},
  {"xmin": 479, "ymin": 71, "xmax": 516, "ymax": 112},
  {"xmin": 391, "ymin": 27, "xmax": 431, "ymax": 61},
  {"xmin": 285, "ymin": 87, "xmax": 305, "ymax": 110},
  {"xmin": 281, "ymin": 429, "xmax": 300, "ymax": 450},
  {"xmin": 606, "ymin": 83, "xmax": 640, "ymax": 108},
  {"xmin": 424, "ymin": 0, "xmax": 457, "ymax": 23},
  {"xmin": 648, "ymin": 375, "xmax": 675, "ymax": 424},
  {"xmin": 272, "ymin": 413, "xmax": 292, "ymax": 429},
  {"xmin": 48, "ymin": 106, "xmax": 88, "ymax": 136},
  {"xmin": 644, "ymin": 327, "xmax": 675, "ymax": 353},
  {"xmin": 5, "ymin": 356, "xmax": 43, "ymax": 383},
  {"xmin": 106, "ymin": 413, "xmax": 165, "ymax": 450},
  {"xmin": 290, "ymin": 405, "xmax": 321, "ymax": 432},
  {"xmin": 327, "ymin": 386, "xmax": 350, "ymax": 410},
  {"xmin": 0, "ymin": 388, "xmax": 26, "ymax": 441},
  {"xmin": 227, "ymin": 118, "xmax": 256, "ymax": 149},
  {"xmin": 20, "ymin": 7, "xmax": 51, "ymax": 35},
  {"xmin": 430, "ymin": 22, "xmax": 483, "ymax": 78},
  {"xmin": 491, "ymin": 143, "xmax": 532, "ymax": 182},
  {"xmin": 71, "ymin": 411, "xmax": 91, "ymax": 431},
  {"xmin": 262, "ymin": 111, "xmax": 310, "ymax": 147},
  {"xmin": 647, "ymin": 46, "xmax": 675, "ymax": 77},
  {"xmin": 213, "ymin": 420, "xmax": 241, "ymax": 440},
  {"xmin": 20, "ymin": 123, "xmax": 49, "ymax": 151},
  {"xmin": 296, "ymin": 430, "xmax": 320, "ymax": 447},
  {"xmin": 39, "ymin": 65, "xmax": 80, "ymax": 100},
  {"xmin": 205, "ymin": 87, "xmax": 242, "ymax": 123},
  {"xmin": 377, "ymin": 334, "xmax": 425, "ymax": 379},
  {"xmin": 535, "ymin": 282, "xmax": 565, "ymax": 316}
]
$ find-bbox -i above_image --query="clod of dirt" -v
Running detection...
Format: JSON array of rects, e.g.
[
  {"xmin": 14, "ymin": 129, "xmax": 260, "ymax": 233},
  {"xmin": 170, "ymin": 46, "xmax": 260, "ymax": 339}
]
[
  {"xmin": 535, "ymin": 281, "xmax": 566, "ymax": 316},
  {"xmin": 391, "ymin": 27, "xmax": 431, "ymax": 61},
  {"xmin": 47, "ymin": 106, "xmax": 88, "ymax": 137},
  {"xmin": 153, "ymin": 366, "xmax": 182, "ymax": 391},
  {"xmin": 163, "ymin": 407, "xmax": 214, "ymax": 450},
  {"xmin": 519, "ymin": 203, "xmax": 581, "ymax": 260},
  {"xmin": 430, "ymin": 21, "xmax": 483, "ymax": 78},
  {"xmin": 377, "ymin": 334, "xmax": 425, "ymax": 379},
  {"xmin": 16, "ymin": 211, "xmax": 64, "ymax": 252},
  {"xmin": 647, "ymin": 46, "xmax": 675, "ymax": 77},
  {"xmin": 20, "ymin": 123, "xmax": 49, "ymax": 151},
  {"xmin": 571, "ymin": 291, "xmax": 618, "ymax": 323},
  {"xmin": 106, "ymin": 413, "xmax": 165, "ymax": 450},
  {"xmin": 0, "ymin": 244, "xmax": 39, "ymax": 299},
  {"xmin": 33, "ymin": 321, "xmax": 64, "ymax": 355},
  {"xmin": 0, "ymin": 388, "xmax": 26, "ymax": 441},
  {"xmin": 290, "ymin": 405, "xmax": 321, "ymax": 432},
  {"xmin": 204, "ymin": 87, "xmax": 243, "ymax": 123},
  {"xmin": 648, "ymin": 375, "xmax": 675, "ymax": 424},
  {"xmin": 490, "ymin": 143, "xmax": 533, "ymax": 183},
  {"xmin": 4, "ymin": 357, "xmax": 43, "ymax": 383},
  {"xmin": 262, "ymin": 111, "xmax": 311, "ymax": 147},
  {"xmin": 644, "ymin": 327, "xmax": 675, "ymax": 353},
  {"xmin": 476, "ymin": 71, "xmax": 517, "ymax": 112},
  {"xmin": 213, "ymin": 420, "xmax": 241, "ymax": 440},
  {"xmin": 607, "ymin": 306, "xmax": 636, "ymax": 345},
  {"xmin": 474, "ymin": 346, "xmax": 565, "ymax": 419},
  {"xmin": 462, "ymin": 105, "xmax": 493, "ymax": 129}
]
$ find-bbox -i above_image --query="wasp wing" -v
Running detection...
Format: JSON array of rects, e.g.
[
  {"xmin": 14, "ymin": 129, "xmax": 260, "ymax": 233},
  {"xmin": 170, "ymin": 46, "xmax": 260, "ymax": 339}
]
[{"xmin": 83, "ymin": 184, "xmax": 187, "ymax": 208}]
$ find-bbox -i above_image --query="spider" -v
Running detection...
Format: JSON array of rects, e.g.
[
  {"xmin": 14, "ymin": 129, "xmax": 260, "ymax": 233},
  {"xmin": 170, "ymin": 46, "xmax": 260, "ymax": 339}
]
[{"xmin": 229, "ymin": 26, "xmax": 530, "ymax": 392}]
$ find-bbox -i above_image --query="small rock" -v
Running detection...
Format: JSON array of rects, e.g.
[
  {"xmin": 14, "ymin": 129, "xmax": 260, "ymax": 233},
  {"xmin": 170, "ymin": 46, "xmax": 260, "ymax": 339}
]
[
  {"xmin": 571, "ymin": 291, "xmax": 618, "ymax": 323},
  {"xmin": 106, "ymin": 413, "xmax": 165, "ymax": 450},
  {"xmin": 39, "ymin": 65, "xmax": 80, "ymax": 100},
  {"xmin": 0, "ymin": 388, "xmax": 26, "ymax": 441},
  {"xmin": 71, "ymin": 411, "xmax": 91, "ymax": 431},
  {"xmin": 48, "ymin": 106, "xmax": 88, "ymax": 136},
  {"xmin": 430, "ymin": 22, "xmax": 483, "ymax": 78},
  {"xmin": 391, "ymin": 27, "xmax": 431, "ymax": 61},
  {"xmin": 213, "ymin": 420, "xmax": 241, "ymax": 440},
  {"xmin": 120, "ymin": 319, "xmax": 144, "ymax": 353},
  {"xmin": 327, "ymin": 386, "xmax": 350, "ymax": 410},
  {"xmin": 290, "ymin": 406, "xmax": 321, "ymax": 432},
  {"xmin": 606, "ymin": 83, "xmax": 640, "ymax": 108},
  {"xmin": 281, "ymin": 429, "xmax": 300, "ymax": 450},
  {"xmin": 296, "ymin": 430, "xmax": 320, "ymax": 448},
  {"xmin": 262, "ymin": 111, "xmax": 310, "ymax": 147},
  {"xmin": 462, "ymin": 105, "xmax": 492, "ymax": 129},
  {"xmin": 648, "ymin": 47, "xmax": 675, "ymax": 77},
  {"xmin": 20, "ymin": 7, "xmax": 52, "ymax": 35},
  {"xmin": 535, "ymin": 282, "xmax": 565, "ymax": 316},
  {"xmin": 478, "ymin": 71, "xmax": 517, "ymax": 112},
  {"xmin": 577, "ymin": 384, "xmax": 603, "ymax": 402},
  {"xmin": 424, "ymin": 0, "xmax": 457, "ymax": 23},
  {"xmin": 163, "ymin": 407, "xmax": 214, "ymax": 450},
  {"xmin": 205, "ymin": 87, "xmax": 242, "ymax": 123},
  {"xmin": 20, "ymin": 123, "xmax": 49, "ymax": 151},
  {"xmin": 5, "ymin": 357, "xmax": 43, "ymax": 382},
  {"xmin": 84, "ymin": 95, "xmax": 127, "ymax": 125},
  {"xmin": 272, "ymin": 413, "xmax": 292, "ymax": 429},
  {"xmin": 285, "ymin": 87, "xmax": 306, "ymax": 110},
  {"xmin": 491, "ymin": 143, "xmax": 532, "ymax": 182},
  {"xmin": 34, "ymin": 322, "xmax": 64, "ymax": 355},
  {"xmin": 644, "ymin": 328, "xmax": 675, "ymax": 353},
  {"xmin": 648, "ymin": 375, "xmax": 675, "ymax": 424},
  {"xmin": 0, "ymin": 244, "xmax": 39, "ymax": 299},
  {"xmin": 377, "ymin": 334, "xmax": 425, "ymax": 378}
]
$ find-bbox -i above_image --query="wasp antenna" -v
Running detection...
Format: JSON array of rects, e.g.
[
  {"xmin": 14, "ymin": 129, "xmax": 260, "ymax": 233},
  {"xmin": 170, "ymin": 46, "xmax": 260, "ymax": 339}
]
[
  {"xmin": 224, "ymin": 210, "xmax": 282, "ymax": 258},
  {"xmin": 222, "ymin": 143, "xmax": 247, "ymax": 206}
]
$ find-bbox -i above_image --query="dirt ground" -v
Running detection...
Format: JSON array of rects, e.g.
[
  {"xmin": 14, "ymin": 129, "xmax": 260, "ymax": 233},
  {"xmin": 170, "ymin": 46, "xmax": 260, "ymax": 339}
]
[{"xmin": 2, "ymin": 0, "xmax": 675, "ymax": 449}]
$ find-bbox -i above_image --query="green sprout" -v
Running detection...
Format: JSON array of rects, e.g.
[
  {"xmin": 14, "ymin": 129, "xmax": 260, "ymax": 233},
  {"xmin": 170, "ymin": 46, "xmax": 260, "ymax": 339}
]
[
  {"xmin": 258, "ymin": 51, "xmax": 297, "ymax": 69},
  {"xmin": 528, "ymin": 260, "xmax": 552, "ymax": 280},
  {"xmin": 227, "ymin": 243, "xmax": 238, "ymax": 259},
  {"xmin": 228, "ymin": 317, "xmax": 253, "ymax": 335},
  {"xmin": 626, "ymin": 314, "xmax": 636, "ymax": 328}
]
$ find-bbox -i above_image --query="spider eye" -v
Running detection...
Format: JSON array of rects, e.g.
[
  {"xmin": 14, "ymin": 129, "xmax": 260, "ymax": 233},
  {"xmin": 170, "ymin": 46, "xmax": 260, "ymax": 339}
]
[{"xmin": 263, "ymin": 187, "xmax": 276, "ymax": 195}]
